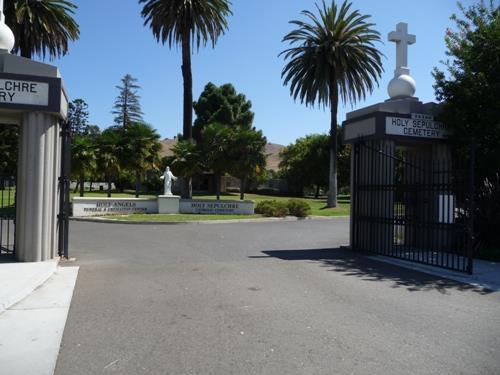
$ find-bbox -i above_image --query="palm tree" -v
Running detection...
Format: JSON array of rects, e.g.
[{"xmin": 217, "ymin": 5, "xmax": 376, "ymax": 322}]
[
  {"xmin": 122, "ymin": 123, "xmax": 161, "ymax": 198},
  {"xmin": 201, "ymin": 123, "xmax": 232, "ymax": 200},
  {"xmin": 4, "ymin": 0, "xmax": 80, "ymax": 59},
  {"xmin": 71, "ymin": 135, "xmax": 97, "ymax": 197},
  {"xmin": 97, "ymin": 127, "xmax": 123, "ymax": 197},
  {"xmin": 171, "ymin": 139, "xmax": 201, "ymax": 199},
  {"xmin": 280, "ymin": 0, "xmax": 383, "ymax": 207},
  {"xmin": 139, "ymin": 0, "xmax": 232, "ymax": 141},
  {"xmin": 229, "ymin": 127, "xmax": 267, "ymax": 200}
]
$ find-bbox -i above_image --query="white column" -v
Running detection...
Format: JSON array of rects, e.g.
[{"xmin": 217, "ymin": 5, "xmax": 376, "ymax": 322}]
[{"xmin": 16, "ymin": 112, "xmax": 61, "ymax": 262}]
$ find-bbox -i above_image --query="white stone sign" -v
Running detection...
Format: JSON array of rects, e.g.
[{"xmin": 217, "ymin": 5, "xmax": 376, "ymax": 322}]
[
  {"xmin": 73, "ymin": 198, "xmax": 158, "ymax": 217},
  {"xmin": 180, "ymin": 199, "xmax": 254, "ymax": 215},
  {"xmin": 0, "ymin": 79, "xmax": 49, "ymax": 106},
  {"xmin": 386, "ymin": 113, "xmax": 448, "ymax": 139}
]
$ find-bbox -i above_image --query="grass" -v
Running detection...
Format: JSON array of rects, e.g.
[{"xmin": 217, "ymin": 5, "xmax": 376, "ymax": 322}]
[
  {"xmin": 193, "ymin": 192, "xmax": 351, "ymax": 217},
  {"xmin": 69, "ymin": 189, "xmax": 350, "ymax": 221},
  {"xmin": 0, "ymin": 187, "xmax": 16, "ymax": 217},
  {"xmin": 70, "ymin": 190, "xmax": 350, "ymax": 217},
  {"xmin": 108, "ymin": 192, "xmax": 350, "ymax": 221}
]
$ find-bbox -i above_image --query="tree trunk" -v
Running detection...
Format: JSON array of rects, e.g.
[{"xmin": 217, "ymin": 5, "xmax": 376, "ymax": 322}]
[
  {"xmin": 73, "ymin": 180, "xmax": 79, "ymax": 194},
  {"xmin": 20, "ymin": 37, "xmax": 31, "ymax": 59},
  {"xmin": 89, "ymin": 180, "xmax": 93, "ymax": 192},
  {"xmin": 107, "ymin": 175, "xmax": 112, "ymax": 198},
  {"xmin": 135, "ymin": 171, "xmax": 140, "ymax": 198},
  {"xmin": 215, "ymin": 173, "xmax": 221, "ymax": 200},
  {"xmin": 240, "ymin": 177, "xmax": 246, "ymax": 200},
  {"xmin": 327, "ymin": 81, "xmax": 338, "ymax": 208},
  {"xmin": 79, "ymin": 173, "xmax": 84, "ymax": 197},
  {"xmin": 315, "ymin": 184, "xmax": 320, "ymax": 199},
  {"xmin": 181, "ymin": 26, "xmax": 193, "ymax": 199}
]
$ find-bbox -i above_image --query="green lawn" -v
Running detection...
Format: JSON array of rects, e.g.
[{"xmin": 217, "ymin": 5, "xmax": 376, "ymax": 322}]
[
  {"xmin": 71, "ymin": 190, "xmax": 350, "ymax": 216},
  {"xmin": 71, "ymin": 189, "xmax": 350, "ymax": 221},
  {"xmin": 0, "ymin": 187, "xmax": 16, "ymax": 217},
  {"xmin": 193, "ymin": 192, "xmax": 351, "ymax": 217}
]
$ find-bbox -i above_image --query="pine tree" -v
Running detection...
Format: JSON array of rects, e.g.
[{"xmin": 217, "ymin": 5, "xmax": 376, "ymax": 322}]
[
  {"xmin": 112, "ymin": 74, "xmax": 144, "ymax": 128},
  {"xmin": 68, "ymin": 98, "xmax": 89, "ymax": 135}
]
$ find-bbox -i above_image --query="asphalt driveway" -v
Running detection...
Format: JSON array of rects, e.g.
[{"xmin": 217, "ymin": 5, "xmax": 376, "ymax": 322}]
[{"xmin": 55, "ymin": 219, "xmax": 500, "ymax": 375}]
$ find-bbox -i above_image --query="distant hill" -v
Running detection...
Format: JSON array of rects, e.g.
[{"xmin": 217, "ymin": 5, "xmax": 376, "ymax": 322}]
[{"xmin": 160, "ymin": 139, "xmax": 285, "ymax": 171}]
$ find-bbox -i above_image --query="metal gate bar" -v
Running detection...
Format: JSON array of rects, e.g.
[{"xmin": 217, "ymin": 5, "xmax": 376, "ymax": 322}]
[
  {"xmin": 0, "ymin": 177, "xmax": 16, "ymax": 256},
  {"xmin": 352, "ymin": 142, "xmax": 474, "ymax": 274}
]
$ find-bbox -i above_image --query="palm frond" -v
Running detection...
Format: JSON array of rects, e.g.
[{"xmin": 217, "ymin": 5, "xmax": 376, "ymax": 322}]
[
  {"xmin": 139, "ymin": 0, "xmax": 231, "ymax": 50},
  {"xmin": 280, "ymin": 0, "xmax": 384, "ymax": 108}
]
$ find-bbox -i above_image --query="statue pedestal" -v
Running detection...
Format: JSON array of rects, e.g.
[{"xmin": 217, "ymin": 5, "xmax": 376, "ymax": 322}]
[{"xmin": 157, "ymin": 195, "xmax": 180, "ymax": 214}]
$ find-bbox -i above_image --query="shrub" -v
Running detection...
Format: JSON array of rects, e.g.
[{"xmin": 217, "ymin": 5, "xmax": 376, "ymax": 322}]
[
  {"xmin": 287, "ymin": 199, "xmax": 311, "ymax": 217},
  {"xmin": 474, "ymin": 173, "xmax": 500, "ymax": 255},
  {"xmin": 255, "ymin": 200, "xmax": 289, "ymax": 217}
]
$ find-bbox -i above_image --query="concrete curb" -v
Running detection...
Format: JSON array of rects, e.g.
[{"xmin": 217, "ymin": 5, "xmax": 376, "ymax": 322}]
[
  {"xmin": 366, "ymin": 255, "xmax": 500, "ymax": 292},
  {"xmin": 0, "ymin": 259, "xmax": 58, "ymax": 315},
  {"xmin": 70, "ymin": 215, "xmax": 349, "ymax": 225}
]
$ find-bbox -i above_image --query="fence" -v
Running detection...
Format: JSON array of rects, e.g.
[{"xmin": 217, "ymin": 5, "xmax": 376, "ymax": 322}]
[{"xmin": 351, "ymin": 142, "xmax": 474, "ymax": 273}]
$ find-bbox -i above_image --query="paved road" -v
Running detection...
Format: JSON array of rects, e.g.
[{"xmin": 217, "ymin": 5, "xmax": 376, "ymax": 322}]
[{"xmin": 56, "ymin": 219, "xmax": 500, "ymax": 375}]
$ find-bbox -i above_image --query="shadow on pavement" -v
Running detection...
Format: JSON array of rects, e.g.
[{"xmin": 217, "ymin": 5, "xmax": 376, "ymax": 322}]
[{"xmin": 252, "ymin": 247, "xmax": 492, "ymax": 295}]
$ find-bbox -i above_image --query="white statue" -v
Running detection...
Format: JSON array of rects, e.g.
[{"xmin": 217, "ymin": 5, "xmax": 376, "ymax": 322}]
[{"xmin": 160, "ymin": 166, "xmax": 177, "ymax": 195}]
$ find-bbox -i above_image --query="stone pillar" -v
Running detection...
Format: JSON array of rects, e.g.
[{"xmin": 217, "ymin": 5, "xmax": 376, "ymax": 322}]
[{"xmin": 16, "ymin": 112, "xmax": 61, "ymax": 262}]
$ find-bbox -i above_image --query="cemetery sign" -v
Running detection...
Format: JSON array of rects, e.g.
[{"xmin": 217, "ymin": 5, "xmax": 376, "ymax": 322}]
[
  {"xmin": 0, "ymin": 72, "xmax": 62, "ymax": 113},
  {"xmin": 386, "ymin": 113, "xmax": 448, "ymax": 139},
  {"xmin": 179, "ymin": 199, "xmax": 254, "ymax": 215}
]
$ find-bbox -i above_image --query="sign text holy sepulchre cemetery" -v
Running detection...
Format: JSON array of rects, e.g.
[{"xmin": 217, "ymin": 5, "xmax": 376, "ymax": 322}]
[{"xmin": 0, "ymin": 77, "xmax": 48, "ymax": 105}]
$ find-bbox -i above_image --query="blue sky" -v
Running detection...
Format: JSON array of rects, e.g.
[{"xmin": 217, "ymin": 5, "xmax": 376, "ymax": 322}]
[{"xmin": 46, "ymin": 0, "xmax": 476, "ymax": 146}]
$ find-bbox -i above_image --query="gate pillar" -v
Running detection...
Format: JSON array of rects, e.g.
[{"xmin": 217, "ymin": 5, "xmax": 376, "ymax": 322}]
[
  {"xmin": 0, "ymin": 20, "xmax": 69, "ymax": 262},
  {"xmin": 16, "ymin": 113, "xmax": 62, "ymax": 261}
]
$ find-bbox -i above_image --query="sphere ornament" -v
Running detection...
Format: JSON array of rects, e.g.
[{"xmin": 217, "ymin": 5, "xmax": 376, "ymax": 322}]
[
  {"xmin": 388, "ymin": 74, "xmax": 416, "ymax": 99},
  {"xmin": 0, "ymin": 21, "xmax": 14, "ymax": 52}
]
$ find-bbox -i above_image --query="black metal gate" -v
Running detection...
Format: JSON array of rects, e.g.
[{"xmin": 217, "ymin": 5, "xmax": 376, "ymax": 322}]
[
  {"xmin": 0, "ymin": 177, "xmax": 16, "ymax": 256},
  {"xmin": 58, "ymin": 120, "xmax": 71, "ymax": 259},
  {"xmin": 352, "ymin": 142, "xmax": 474, "ymax": 274}
]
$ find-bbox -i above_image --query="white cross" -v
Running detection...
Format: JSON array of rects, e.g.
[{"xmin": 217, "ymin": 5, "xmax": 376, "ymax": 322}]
[{"xmin": 388, "ymin": 23, "xmax": 416, "ymax": 75}]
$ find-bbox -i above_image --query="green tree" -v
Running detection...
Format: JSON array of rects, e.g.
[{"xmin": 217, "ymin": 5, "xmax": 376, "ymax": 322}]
[
  {"xmin": 71, "ymin": 134, "xmax": 97, "ymax": 197},
  {"xmin": 140, "ymin": 0, "xmax": 231, "ymax": 141},
  {"xmin": 170, "ymin": 139, "xmax": 201, "ymax": 198},
  {"xmin": 97, "ymin": 127, "xmax": 123, "ymax": 197},
  {"xmin": 122, "ymin": 123, "xmax": 161, "ymax": 198},
  {"xmin": 112, "ymin": 74, "xmax": 144, "ymax": 128},
  {"xmin": 280, "ymin": 0, "xmax": 383, "ymax": 207},
  {"xmin": 193, "ymin": 82, "xmax": 254, "ymax": 141},
  {"xmin": 433, "ymin": 0, "xmax": 500, "ymax": 183},
  {"xmin": 201, "ymin": 123, "xmax": 232, "ymax": 200},
  {"xmin": 193, "ymin": 82, "xmax": 266, "ymax": 199},
  {"xmin": 5, "ymin": 0, "xmax": 80, "ymax": 59},
  {"xmin": 0, "ymin": 124, "xmax": 18, "ymax": 177},
  {"xmin": 229, "ymin": 127, "xmax": 267, "ymax": 200},
  {"xmin": 279, "ymin": 134, "xmax": 329, "ymax": 197},
  {"xmin": 68, "ymin": 98, "xmax": 89, "ymax": 135}
]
